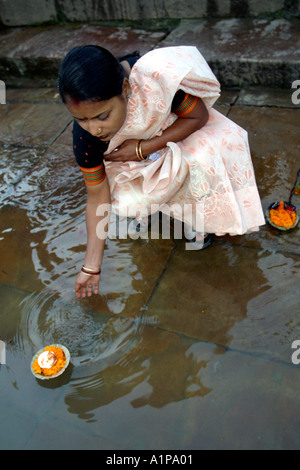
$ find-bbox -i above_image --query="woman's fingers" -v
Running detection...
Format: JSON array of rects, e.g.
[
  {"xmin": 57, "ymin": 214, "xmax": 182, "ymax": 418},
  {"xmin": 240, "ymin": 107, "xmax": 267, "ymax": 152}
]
[
  {"xmin": 93, "ymin": 282, "xmax": 99, "ymax": 295},
  {"xmin": 105, "ymin": 139, "xmax": 139, "ymax": 161},
  {"xmin": 87, "ymin": 282, "xmax": 93, "ymax": 297},
  {"xmin": 74, "ymin": 272, "xmax": 100, "ymax": 298}
]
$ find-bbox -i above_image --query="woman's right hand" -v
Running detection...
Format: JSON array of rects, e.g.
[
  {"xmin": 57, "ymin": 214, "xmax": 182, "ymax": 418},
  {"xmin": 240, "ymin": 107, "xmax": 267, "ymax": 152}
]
[
  {"xmin": 105, "ymin": 139, "xmax": 141, "ymax": 162},
  {"xmin": 74, "ymin": 271, "xmax": 101, "ymax": 298}
]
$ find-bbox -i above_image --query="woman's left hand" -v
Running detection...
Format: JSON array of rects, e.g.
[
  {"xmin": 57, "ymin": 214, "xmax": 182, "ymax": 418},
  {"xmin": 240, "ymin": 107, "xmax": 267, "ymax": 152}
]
[{"xmin": 105, "ymin": 139, "xmax": 141, "ymax": 162}]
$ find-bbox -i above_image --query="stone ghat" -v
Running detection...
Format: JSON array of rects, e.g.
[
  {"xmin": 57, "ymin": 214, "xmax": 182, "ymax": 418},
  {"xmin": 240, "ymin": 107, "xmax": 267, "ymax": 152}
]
[
  {"xmin": 0, "ymin": 18, "xmax": 300, "ymax": 88},
  {"xmin": 0, "ymin": 0, "xmax": 299, "ymax": 26}
]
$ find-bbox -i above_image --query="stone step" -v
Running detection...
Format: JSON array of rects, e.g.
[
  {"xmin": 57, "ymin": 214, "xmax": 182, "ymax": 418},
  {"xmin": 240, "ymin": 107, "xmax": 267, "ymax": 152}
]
[
  {"xmin": 0, "ymin": 23, "xmax": 166, "ymax": 80},
  {"xmin": 160, "ymin": 18, "xmax": 300, "ymax": 88},
  {"xmin": 0, "ymin": 0, "xmax": 299, "ymax": 26},
  {"xmin": 0, "ymin": 19, "xmax": 299, "ymax": 88}
]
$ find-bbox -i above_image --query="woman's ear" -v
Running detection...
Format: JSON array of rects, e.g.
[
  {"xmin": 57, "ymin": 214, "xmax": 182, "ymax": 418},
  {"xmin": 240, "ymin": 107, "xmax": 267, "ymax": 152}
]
[{"xmin": 122, "ymin": 78, "xmax": 131, "ymax": 98}]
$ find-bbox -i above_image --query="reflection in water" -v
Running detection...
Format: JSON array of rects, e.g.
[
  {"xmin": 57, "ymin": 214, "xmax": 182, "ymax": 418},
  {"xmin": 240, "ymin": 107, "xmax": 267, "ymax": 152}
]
[
  {"xmin": 65, "ymin": 332, "xmax": 213, "ymax": 421},
  {"xmin": 17, "ymin": 289, "xmax": 140, "ymax": 367},
  {"xmin": 1, "ymin": 91, "xmax": 300, "ymax": 448},
  {"xmin": 3, "ymin": 128, "xmax": 299, "ymax": 433},
  {"xmin": 229, "ymin": 251, "xmax": 300, "ymax": 358},
  {"xmin": 2, "ymin": 144, "xmax": 215, "ymax": 421},
  {"xmin": 15, "ymin": 288, "xmax": 213, "ymax": 421}
]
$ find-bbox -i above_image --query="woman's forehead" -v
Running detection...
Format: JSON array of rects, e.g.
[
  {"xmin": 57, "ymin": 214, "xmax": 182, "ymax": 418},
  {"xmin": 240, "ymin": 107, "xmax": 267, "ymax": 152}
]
[{"xmin": 66, "ymin": 97, "xmax": 111, "ymax": 119}]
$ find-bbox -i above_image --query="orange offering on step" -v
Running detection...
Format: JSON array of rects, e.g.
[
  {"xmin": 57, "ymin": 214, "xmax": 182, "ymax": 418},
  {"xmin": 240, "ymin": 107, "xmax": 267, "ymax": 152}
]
[{"xmin": 269, "ymin": 201, "xmax": 297, "ymax": 228}]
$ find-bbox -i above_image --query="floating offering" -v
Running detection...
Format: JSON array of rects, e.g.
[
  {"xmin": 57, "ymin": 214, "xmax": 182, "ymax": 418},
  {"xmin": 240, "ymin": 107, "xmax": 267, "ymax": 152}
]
[
  {"xmin": 37, "ymin": 350, "xmax": 57, "ymax": 369},
  {"xmin": 266, "ymin": 201, "xmax": 298, "ymax": 231},
  {"xmin": 31, "ymin": 344, "xmax": 70, "ymax": 380}
]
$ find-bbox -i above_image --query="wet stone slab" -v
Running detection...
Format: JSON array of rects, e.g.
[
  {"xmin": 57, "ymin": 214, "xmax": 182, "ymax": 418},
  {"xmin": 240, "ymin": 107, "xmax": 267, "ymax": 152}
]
[
  {"xmin": 220, "ymin": 102, "xmax": 300, "ymax": 252},
  {"xmin": 181, "ymin": 347, "xmax": 300, "ymax": 449},
  {"xmin": 230, "ymin": 107, "xmax": 300, "ymax": 186},
  {"xmin": 237, "ymin": 87, "xmax": 299, "ymax": 108},
  {"xmin": 5, "ymin": 124, "xmax": 83, "ymax": 212},
  {"xmin": 0, "ymin": 24, "xmax": 166, "ymax": 79},
  {"xmin": 6, "ymin": 87, "xmax": 63, "ymax": 103},
  {"xmin": 0, "ymin": 87, "xmax": 71, "ymax": 147},
  {"xmin": 0, "ymin": 82, "xmax": 299, "ymax": 450},
  {"xmin": 0, "ymin": 125, "xmax": 85, "ymax": 293},
  {"xmin": 0, "ymin": 85, "xmax": 298, "ymax": 328},
  {"xmin": 0, "ymin": 283, "xmax": 33, "ymax": 342},
  {"xmin": 228, "ymin": 107, "xmax": 300, "ymax": 190},
  {"xmin": 0, "ymin": 205, "xmax": 44, "ymax": 293},
  {"xmin": 0, "ymin": 123, "xmax": 177, "ymax": 319},
  {"xmin": 212, "ymin": 88, "xmax": 238, "ymax": 117},
  {"xmin": 1, "ymin": 308, "xmax": 299, "ymax": 449},
  {"xmin": 160, "ymin": 18, "xmax": 300, "ymax": 87},
  {"xmin": 0, "ymin": 122, "xmax": 84, "ymax": 215},
  {"xmin": 145, "ymin": 241, "xmax": 300, "ymax": 361},
  {"xmin": 0, "ymin": 144, "xmax": 41, "ymax": 203}
]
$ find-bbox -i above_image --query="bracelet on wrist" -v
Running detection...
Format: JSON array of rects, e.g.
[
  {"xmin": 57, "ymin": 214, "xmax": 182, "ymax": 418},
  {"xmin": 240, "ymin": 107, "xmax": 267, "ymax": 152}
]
[
  {"xmin": 81, "ymin": 266, "xmax": 101, "ymax": 276},
  {"xmin": 136, "ymin": 139, "xmax": 146, "ymax": 161}
]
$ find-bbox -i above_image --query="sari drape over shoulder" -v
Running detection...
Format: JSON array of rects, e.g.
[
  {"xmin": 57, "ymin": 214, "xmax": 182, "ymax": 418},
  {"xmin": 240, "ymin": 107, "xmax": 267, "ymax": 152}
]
[{"xmin": 105, "ymin": 46, "xmax": 265, "ymax": 235}]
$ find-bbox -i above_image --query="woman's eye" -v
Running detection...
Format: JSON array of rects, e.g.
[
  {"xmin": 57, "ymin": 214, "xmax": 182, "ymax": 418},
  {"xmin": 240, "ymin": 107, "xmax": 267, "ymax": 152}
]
[{"xmin": 99, "ymin": 114, "xmax": 109, "ymax": 121}]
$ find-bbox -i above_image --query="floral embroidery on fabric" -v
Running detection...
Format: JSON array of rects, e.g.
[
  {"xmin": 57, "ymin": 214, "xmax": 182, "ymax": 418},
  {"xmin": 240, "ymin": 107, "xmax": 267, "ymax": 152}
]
[{"xmin": 104, "ymin": 46, "xmax": 265, "ymax": 235}]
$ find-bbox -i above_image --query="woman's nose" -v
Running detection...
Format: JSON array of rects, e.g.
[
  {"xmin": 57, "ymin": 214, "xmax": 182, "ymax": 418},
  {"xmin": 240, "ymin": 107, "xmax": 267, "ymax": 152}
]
[{"xmin": 89, "ymin": 121, "xmax": 101, "ymax": 136}]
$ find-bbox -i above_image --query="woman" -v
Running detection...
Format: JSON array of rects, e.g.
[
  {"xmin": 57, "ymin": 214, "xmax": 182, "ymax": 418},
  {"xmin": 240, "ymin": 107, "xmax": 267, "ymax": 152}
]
[{"xmin": 58, "ymin": 45, "xmax": 265, "ymax": 298}]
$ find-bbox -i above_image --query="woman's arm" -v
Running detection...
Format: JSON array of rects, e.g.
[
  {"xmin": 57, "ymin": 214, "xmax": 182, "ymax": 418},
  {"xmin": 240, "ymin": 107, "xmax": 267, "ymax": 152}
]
[
  {"xmin": 143, "ymin": 97, "xmax": 209, "ymax": 156},
  {"xmin": 75, "ymin": 176, "xmax": 111, "ymax": 298},
  {"xmin": 105, "ymin": 97, "xmax": 209, "ymax": 162}
]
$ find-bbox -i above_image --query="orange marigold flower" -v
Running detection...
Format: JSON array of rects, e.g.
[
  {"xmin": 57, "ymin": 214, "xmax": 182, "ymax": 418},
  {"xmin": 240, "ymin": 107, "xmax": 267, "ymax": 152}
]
[
  {"xmin": 32, "ymin": 346, "xmax": 66, "ymax": 377},
  {"xmin": 269, "ymin": 201, "xmax": 297, "ymax": 228}
]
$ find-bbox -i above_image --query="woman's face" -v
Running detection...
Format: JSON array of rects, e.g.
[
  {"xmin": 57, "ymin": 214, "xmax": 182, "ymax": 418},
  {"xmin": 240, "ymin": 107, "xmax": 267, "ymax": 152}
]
[{"xmin": 65, "ymin": 79, "xmax": 130, "ymax": 141}]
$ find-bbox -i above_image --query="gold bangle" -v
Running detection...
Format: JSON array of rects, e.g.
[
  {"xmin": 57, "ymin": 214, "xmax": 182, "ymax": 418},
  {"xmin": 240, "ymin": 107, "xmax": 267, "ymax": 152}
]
[
  {"xmin": 136, "ymin": 140, "xmax": 141, "ymax": 160},
  {"xmin": 136, "ymin": 139, "xmax": 146, "ymax": 161},
  {"xmin": 81, "ymin": 266, "xmax": 101, "ymax": 275},
  {"xmin": 81, "ymin": 270, "xmax": 92, "ymax": 276},
  {"xmin": 138, "ymin": 140, "xmax": 145, "ymax": 160},
  {"xmin": 82, "ymin": 265, "xmax": 101, "ymax": 273}
]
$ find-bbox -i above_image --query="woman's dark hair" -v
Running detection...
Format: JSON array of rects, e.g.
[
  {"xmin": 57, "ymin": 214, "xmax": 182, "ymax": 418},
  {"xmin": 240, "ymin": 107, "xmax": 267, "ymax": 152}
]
[{"xmin": 58, "ymin": 45, "xmax": 125, "ymax": 103}]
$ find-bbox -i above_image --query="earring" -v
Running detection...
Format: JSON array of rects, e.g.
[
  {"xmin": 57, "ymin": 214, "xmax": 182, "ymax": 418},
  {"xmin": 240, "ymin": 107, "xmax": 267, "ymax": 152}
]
[{"xmin": 126, "ymin": 94, "xmax": 131, "ymax": 99}]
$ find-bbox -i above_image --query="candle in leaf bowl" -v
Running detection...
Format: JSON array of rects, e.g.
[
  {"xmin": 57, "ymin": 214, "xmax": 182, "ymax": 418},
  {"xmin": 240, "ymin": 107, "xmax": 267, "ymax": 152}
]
[{"xmin": 31, "ymin": 344, "xmax": 70, "ymax": 380}]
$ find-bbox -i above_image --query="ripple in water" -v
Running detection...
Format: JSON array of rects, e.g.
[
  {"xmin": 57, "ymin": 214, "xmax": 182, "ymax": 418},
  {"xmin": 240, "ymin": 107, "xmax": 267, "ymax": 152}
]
[{"xmin": 18, "ymin": 289, "xmax": 140, "ymax": 368}]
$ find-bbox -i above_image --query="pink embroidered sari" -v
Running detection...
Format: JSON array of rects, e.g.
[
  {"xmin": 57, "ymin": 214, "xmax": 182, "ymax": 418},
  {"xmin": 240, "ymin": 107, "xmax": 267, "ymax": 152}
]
[{"xmin": 104, "ymin": 46, "xmax": 265, "ymax": 235}]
